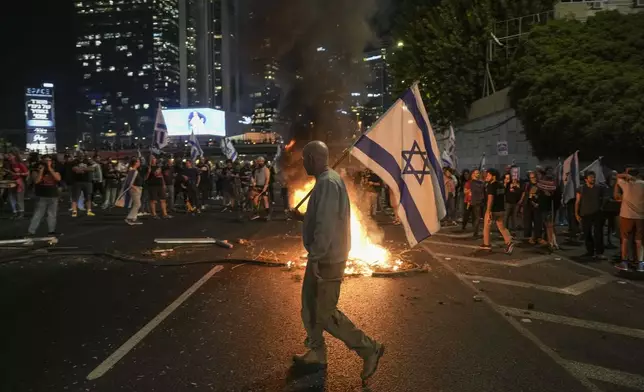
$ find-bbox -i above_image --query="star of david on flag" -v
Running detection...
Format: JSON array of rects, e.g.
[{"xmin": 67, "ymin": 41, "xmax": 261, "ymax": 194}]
[{"xmin": 350, "ymin": 84, "xmax": 447, "ymax": 247}]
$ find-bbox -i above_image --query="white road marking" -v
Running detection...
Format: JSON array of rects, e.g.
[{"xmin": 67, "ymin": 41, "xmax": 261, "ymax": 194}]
[
  {"xmin": 436, "ymin": 252, "xmax": 552, "ymax": 267},
  {"xmin": 502, "ymin": 306, "xmax": 644, "ymax": 339},
  {"xmin": 421, "ymin": 244, "xmax": 603, "ymax": 392},
  {"xmin": 458, "ymin": 274, "xmax": 569, "ymax": 294},
  {"xmin": 424, "ymin": 239, "xmax": 501, "ymax": 250},
  {"xmin": 565, "ymin": 361, "xmax": 644, "ymax": 391},
  {"xmin": 433, "ymin": 231, "xmax": 473, "ymax": 239},
  {"xmin": 86, "ymin": 264, "xmax": 225, "ymax": 381},
  {"xmin": 458, "ymin": 274, "xmax": 614, "ymax": 296}
]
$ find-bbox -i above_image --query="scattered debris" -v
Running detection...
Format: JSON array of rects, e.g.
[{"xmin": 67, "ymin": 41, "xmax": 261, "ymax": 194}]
[
  {"xmin": 472, "ymin": 280, "xmax": 480, "ymax": 284},
  {"xmin": 444, "ymin": 257, "xmax": 452, "ymax": 261},
  {"xmin": 617, "ymin": 281, "xmax": 627, "ymax": 285},
  {"xmin": 237, "ymin": 239, "xmax": 249, "ymax": 245},
  {"xmin": 520, "ymin": 318, "xmax": 532, "ymax": 323},
  {"xmin": 554, "ymin": 257, "xmax": 562, "ymax": 261},
  {"xmin": 473, "ymin": 296, "xmax": 483, "ymax": 302},
  {"xmin": 152, "ymin": 249, "xmax": 174, "ymax": 254}
]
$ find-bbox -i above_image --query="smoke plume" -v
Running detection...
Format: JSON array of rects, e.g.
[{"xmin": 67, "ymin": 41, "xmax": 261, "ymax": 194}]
[{"xmin": 243, "ymin": 0, "xmax": 390, "ymax": 185}]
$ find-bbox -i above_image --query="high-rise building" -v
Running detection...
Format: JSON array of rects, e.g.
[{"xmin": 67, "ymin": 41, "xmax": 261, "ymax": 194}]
[
  {"xmin": 249, "ymin": 57, "xmax": 280, "ymax": 131},
  {"xmin": 179, "ymin": 0, "xmax": 242, "ymax": 112},
  {"xmin": 74, "ymin": 0, "xmax": 181, "ymax": 138},
  {"xmin": 350, "ymin": 48, "xmax": 392, "ymax": 129}
]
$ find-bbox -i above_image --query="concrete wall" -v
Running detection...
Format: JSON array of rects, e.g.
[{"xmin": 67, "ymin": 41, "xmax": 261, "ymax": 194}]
[
  {"xmin": 555, "ymin": 0, "xmax": 644, "ymax": 22},
  {"xmin": 451, "ymin": 88, "xmax": 555, "ymax": 173}
]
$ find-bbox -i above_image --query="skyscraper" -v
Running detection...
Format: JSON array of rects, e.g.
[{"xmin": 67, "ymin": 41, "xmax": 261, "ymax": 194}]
[
  {"xmin": 74, "ymin": 0, "xmax": 180, "ymax": 138},
  {"xmin": 179, "ymin": 0, "xmax": 242, "ymax": 112}
]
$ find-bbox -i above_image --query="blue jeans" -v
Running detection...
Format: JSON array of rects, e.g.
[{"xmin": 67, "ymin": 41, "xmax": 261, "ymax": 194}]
[{"xmin": 28, "ymin": 197, "xmax": 59, "ymax": 234}]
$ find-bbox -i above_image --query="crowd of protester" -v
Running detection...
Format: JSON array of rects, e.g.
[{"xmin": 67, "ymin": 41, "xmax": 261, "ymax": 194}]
[
  {"xmin": 1, "ymin": 149, "xmax": 642, "ymax": 270},
  {"xmin": 0, "ymin": 148, "xmax": 283, "ymax": 232}
]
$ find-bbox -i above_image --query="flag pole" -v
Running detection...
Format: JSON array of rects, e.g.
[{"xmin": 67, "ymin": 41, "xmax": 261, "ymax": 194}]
[{"xmin": 291, "ymin": 82, "xmax": 421, "ymax": 212}]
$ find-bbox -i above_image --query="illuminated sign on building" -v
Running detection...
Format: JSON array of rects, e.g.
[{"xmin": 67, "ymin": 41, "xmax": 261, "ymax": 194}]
[{"xmin": 25, "ymin": 85, "xmax": 57, "ymax": 153}]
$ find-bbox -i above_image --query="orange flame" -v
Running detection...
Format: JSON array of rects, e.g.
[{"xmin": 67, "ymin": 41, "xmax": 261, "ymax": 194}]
[
  {"xmin": 292, "ymin": 179, "xmax": 395, "ymax": 276},
  {"xmin": 285, "ymin": 139, "xmax": 296, "ymax": 151}
]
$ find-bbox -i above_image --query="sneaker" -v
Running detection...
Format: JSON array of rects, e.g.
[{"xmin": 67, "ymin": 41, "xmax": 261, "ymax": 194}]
[
  {"xmin": 250, "ymin": 215, "xmax": 260, "ymax": 221},
  {"xmin": 594, "ymin": 254, "xmax": 607, "ymax": 261},
  {"xmin": 72, "ymin": 210, "xmax": 78, "ymax": 218},
  {"xmin": 125, "ymin": 219, "xmax": 142, "ymax": 226},
  {"xmin": 479, "ymin": 244, "xmax": 492, "ymax": 251},
  {"xmin": 87, "ymin": 210, "xmax": 95, "ymax": 217},
  {"xmin": 162, "ymin": 214, "xmax": 173, "ymax": 219},
  {"xmin": 638, "ymin": 262, "xmax": 644, "ymax": 272},
  {"xmin": 505, "ymin": 242, "xmax": 515, "ymax": 255},
  {"xmin": 152, "ymin": 215, "xmax": 161, "ymax": 220},
  {"xmin": 616, "ymin": 261, "xmax": 629, "ymax": 271},
  {"xmin": 528, "ymin": 238, "xmax": 536, "ymax": 245},
  {"xmin": 361, "ymin": 342, "xmax": 385, "ymax": 381}
]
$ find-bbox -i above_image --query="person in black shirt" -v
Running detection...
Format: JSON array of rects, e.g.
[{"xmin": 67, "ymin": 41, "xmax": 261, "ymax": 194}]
[
  {"xmin": 504, "ymin": 174, "xmax": 523, "ymax": 232},
  {"xmin": 221, "ymin": 159, "xmax": 238, "ymax": 210},
  {"xmin": 102, "ymin": 160, "xmax": 121, "ymax": 209},
  {"xmin": 182, "ymin": 159, "xmax": 201, "ymax": 213},
  {"xmin": 163, "ymin": 159, "xmax": 177, "ymax": 212},
  {"xmin": 198, "ymin": 162, "xmax": 211, "ymax": 208},
  {"xmin": 481, "ymin": 168, "xmax": 514, "ymax": 254},
  {"xmin": 537, "ymin": 174, "xmax": 562, "ymax": 251},
  {"xmin": 71, "ymin": 155, "xmax": 95, "ymax": 217},
  {"xmin": 575, "ymin": 171, "xmax": 607, "ymax": 259},
  {"xmin": 519, "ymin": 172, "xmax": 541, "ymax": 244},
  {"xmin": 27, "ymin": 155, "xmax": 61, "ymax": 236},
  {"xmin": 146, "ymin": 156, "xmax": 171, "ymax": 219},
  {"xmin": 363, "ymin": 170, "xmax": 382, "ymax": 217}
]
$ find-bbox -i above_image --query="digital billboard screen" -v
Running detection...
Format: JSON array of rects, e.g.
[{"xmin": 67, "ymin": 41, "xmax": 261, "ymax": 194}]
[
  {"xmin": 161, "ymin": 108, "xmax": 226, "ymax": 136},
  {"xmin": 25, "ymin": 87, "xmax": 55, "ymax": 128},
  {"xmin": 25, "ymin": 86, "xmax": 56, "ymax": 153}
]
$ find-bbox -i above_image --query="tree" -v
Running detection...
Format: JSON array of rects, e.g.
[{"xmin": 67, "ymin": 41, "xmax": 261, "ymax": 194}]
[
  {"xmin": 509, "ymin": 11, "xmax": 644, "ymax": 162},
  {"xmin": 389, "ymin": 0, "xmax": 556, "ymax": 127}
]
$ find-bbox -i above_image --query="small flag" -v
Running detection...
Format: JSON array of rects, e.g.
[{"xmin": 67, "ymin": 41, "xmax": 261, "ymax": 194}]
[
  {"xmin": 446, "ymin": 125, "xmax": 457, "ymax": 169},
  {"xmin": 188, "ymin": 131, "xmax": 203, "ymax": 162},
  {"xmin": 350, "ymin": 83, "xmax": 446, "ymax": 247},
  {"xmin": 580, "ymin": 157, "xmax": 606, "ymax": 184},
  {"xmin": 478, "ymin": 153, "xmax": 486, "ymax": 171},
  {"xmin": 562, "ymin": 151, "xmax": 580, "ymax": 203},
  {"xmin": 220, "ymin": 137, "xmax": 238, "ymax": 162},
  {"xmin": 153, "ymin": 104, "xmax": 168, "ymax": 150},
  {"xmin": 115, "ymin": 169, "xmax": 139, "ymax": 208},
  {"xmin": 441, "ymin": 150, "xmax": 454, "ymax": 168}
]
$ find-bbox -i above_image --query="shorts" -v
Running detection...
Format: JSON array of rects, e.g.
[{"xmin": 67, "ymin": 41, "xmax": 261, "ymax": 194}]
[
  {"xmin": 252, "ymin": 186, "xmax": 267, "ymax": 195},
  {"xmin": 148, "ymin": 186, "xmax": 165, "ymax": 201},
  {"xmin": 620, "ymin": 217, "xmax": 644, "ymax": 241},
  {"xmin": 72, "ymin": 182, "xmax": 93, "ymax": 202}
]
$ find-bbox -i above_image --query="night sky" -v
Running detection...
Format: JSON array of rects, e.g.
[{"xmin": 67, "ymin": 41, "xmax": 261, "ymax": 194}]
[{"xmin": 0, "ymin": 0, "xmax": 76, "ymax": 138}]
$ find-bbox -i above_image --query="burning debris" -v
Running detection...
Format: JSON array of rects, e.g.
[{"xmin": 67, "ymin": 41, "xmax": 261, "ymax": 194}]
[{"xmin": 291, "ymin": 178, "xmax": 407, "ymax": 277}]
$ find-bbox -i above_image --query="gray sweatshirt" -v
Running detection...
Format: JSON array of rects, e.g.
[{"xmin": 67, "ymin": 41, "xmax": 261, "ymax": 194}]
[{"xmin": 302, "ymin": 169, "xmax": 351, "ymax": 265}]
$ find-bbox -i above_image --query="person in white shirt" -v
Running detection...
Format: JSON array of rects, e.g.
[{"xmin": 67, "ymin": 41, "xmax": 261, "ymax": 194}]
[{"xmin": 615, "ymin": 169, "xmax": 644, "ymax": 271}]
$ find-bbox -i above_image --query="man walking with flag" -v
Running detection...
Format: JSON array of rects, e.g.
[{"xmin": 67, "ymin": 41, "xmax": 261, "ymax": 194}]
[{"xmin": 292, "ymin": 141, "xmax": 384, "ymax": 382}]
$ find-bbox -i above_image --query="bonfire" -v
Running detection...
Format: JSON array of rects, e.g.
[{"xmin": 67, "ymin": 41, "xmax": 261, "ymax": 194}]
[{"xmin": 291, "ymin": 179, "xmax": 403, "ymax": 276}]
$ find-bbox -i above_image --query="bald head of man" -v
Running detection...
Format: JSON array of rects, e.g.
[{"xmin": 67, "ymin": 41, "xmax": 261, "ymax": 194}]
[{"xmin": 302, "ymin": 141, "xmax": 329, "ymax": 177}]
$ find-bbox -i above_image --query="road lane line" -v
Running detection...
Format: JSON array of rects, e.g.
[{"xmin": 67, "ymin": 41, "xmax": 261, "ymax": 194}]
[
  {"xmin": 425, "ymin": 239, "xmax": 502, "ymax": 250},
  {"xmin": 422, "ymin": 244, "xmax": 603, "ymax": 392},
  {"xmin": 458, "ymin": 274, "xmax": 571, "ymax": 294},
  {"xmin": 435, "ymin": 252, "xmax": 552, "ymax": 267},
  {"xmin": 86, "ymin": 264, "xmax": 225, "ymax": 381},
  {"xmin": 565, "ymin": 361, "xmax": 644, "ymax": 391},
  {"xmin": 563, "ymin": 275, "xmax": 616, "ymax": 295},
  {"xmin": 502, "ymin": 306, "xmax": 644, "ymax": 339},
  {"xmin": 433, "ymin": 231, "xmax": 473, "ymax": 239}
]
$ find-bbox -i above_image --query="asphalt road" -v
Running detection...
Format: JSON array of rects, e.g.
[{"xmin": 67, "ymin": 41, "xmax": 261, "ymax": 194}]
[{"xmin": 1, "ymin": 205, "xmax": 643, "ymax": 392}]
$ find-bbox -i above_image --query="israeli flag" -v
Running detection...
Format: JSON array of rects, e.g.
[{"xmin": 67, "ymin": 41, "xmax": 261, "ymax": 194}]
[
  {"xmin": 350, "ymin": 84, "xmax": 446, "ymax": 247},
  {"xmin": 153, "ymin": 104, "xmax": 168, "ymax": 150},
  {"xmin": 220, "ymin": 137, "xmax": 238, "ymax": 162},
  {"xmin": 188, "ymin": 131, "xmax": 203, "ymax": 161},
  {"xmin": 441, "ymin": 150, "xmax": 454, "ymax": 168},
  {"xmin": 562, "ymin": 150, "xmax": 580, "ymax": 203},
  {"xmin": 581, "ymin": 157, "xmax": 606, "ymax": 184}
]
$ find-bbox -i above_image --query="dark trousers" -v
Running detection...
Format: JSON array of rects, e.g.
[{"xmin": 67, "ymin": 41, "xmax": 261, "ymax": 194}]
[
  {"xmin": 523, "ymin": 205, "xmax": 542, "ymax": 239},
  {"xmin": 582, "ymin": 212, "xmax": 605, "ymax": 255},
  {"xmin": 605, "ymin": 212, "xmax": 618, "ymax": 245},
  {"xmin": 462, "ymin": 203, "xmax": 481, "ymax": 234},
  {"xmin": 280, "ymin": 187, "xmax": 289, "ymax": 209},
  {"xmin": 187, "ymin": 184, "xmax": 200, "ymax": 209},
  {"xmin": 567, "ymin": 200, "xmax": 579, "ymax": 237}
]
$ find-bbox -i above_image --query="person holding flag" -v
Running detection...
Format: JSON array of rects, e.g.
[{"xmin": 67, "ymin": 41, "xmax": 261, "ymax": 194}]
[{"xmin": 115, "ymin": 157, "xmax": 143, "ymax": 226}]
